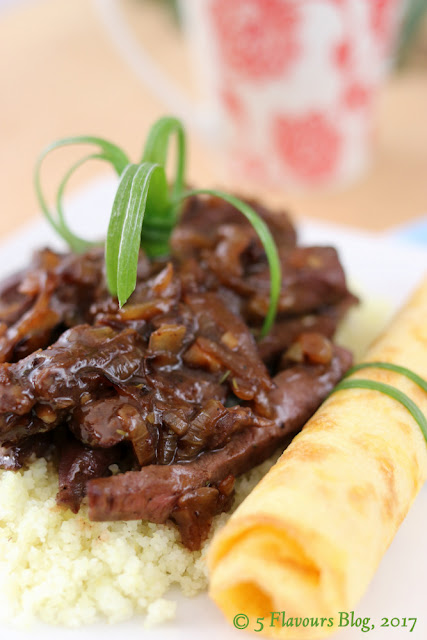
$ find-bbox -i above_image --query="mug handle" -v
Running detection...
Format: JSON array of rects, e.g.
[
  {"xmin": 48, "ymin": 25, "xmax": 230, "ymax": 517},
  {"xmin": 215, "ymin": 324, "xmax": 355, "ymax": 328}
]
[{"xmin": 92, "ymin": 0, "xmax": 218, "ymax": 139}]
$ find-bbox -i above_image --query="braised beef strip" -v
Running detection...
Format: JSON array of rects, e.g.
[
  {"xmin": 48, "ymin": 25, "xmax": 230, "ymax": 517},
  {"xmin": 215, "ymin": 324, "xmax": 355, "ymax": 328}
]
[{"xmin": 88, "ymin": 345, "xmax": 351, "ymax": 550}]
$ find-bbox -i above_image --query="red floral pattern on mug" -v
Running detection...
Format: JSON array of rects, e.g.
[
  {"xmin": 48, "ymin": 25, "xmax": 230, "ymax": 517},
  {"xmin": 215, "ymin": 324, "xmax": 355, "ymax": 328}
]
[
  {"xmin": 343, "ymin": 83, "xmax": 373, "ymax": 109},
  {"xmin": 210, "ymin": 0, "xmax": 300, "ymax": 80},
  {"xmin": 333, "ymin": 40, "xmax": 351, "ymax": 70},
  {"xmin": 274, "ymin": 113, "xmax": 341, "ymax": 180},
  {"xmin": 220, "ymin": 88, "xmax": 246, "ymax": 121},
  {"xmin": 232, "ymin": 149, "xmax": 272, "ymax": 184},
  {"xmin": 370, "ymin": 0, "xmax": 399, "ymax": 46}
]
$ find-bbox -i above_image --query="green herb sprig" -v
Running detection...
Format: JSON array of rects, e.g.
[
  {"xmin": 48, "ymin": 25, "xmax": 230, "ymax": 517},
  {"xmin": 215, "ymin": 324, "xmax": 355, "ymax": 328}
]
[
  {"xmin": 332, "ymin": 361, "xmax": 427, "ymax": 442},
  {"xmin": 35, "ymin": 137, "xmax": 130, "ymax": 253},
  {"xmin": 35, "ymin": 117, "xmax": 281, "ymax": 337}
]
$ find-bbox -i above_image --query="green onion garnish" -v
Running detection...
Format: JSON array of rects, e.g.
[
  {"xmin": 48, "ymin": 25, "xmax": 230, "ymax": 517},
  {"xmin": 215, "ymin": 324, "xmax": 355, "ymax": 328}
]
[
  {"xmin": 344, "ymin": 362, "xmax": 427, "ymax": 393},
  {"xmin": 34, "ymin": 116, "xmax": 281, "ymax": 338},
  {"xmin": 35, "ymin": 136, "xmax": 130, "ymax": 253},
  {"xmin": 332, "ymin": 361, "xmax": 427, "ymax": 443}
]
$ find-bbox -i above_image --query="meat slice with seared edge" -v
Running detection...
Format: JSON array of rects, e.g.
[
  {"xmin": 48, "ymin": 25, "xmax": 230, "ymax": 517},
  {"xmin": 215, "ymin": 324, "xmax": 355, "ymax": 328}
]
[{"xmin": 87, "ymin": 346, "xmax": 351, "ymax": 549}]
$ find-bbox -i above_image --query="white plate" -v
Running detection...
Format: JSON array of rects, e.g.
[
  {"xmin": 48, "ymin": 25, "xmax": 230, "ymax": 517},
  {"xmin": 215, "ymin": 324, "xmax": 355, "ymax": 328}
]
[{"xmin": 1, "ymin": 178, "xmax": 427, "ymax": 639}]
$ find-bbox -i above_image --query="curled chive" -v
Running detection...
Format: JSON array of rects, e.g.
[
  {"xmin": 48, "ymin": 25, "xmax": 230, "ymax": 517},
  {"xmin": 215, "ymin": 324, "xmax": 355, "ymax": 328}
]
[
  {"xmin": 333, "ymin": 378, "xmax": 427, "ymax": 443},
  {"xmin": 141, "ymin": 117, "xmax": 186, "ymax": 202},
  {"xmin": 344, "ymin": 362, "xmax": 427, "ymax": 394},
  {"xmin": 54, "ymin": 154, "xmax": 105, "ymax": 252},
  {"xmin": 35, "ymin": 136, "xmax": 130, "ymax": 253},
  {"xmin": 35, "ymin": 116, "xmax": 282, "ymax": 336}
]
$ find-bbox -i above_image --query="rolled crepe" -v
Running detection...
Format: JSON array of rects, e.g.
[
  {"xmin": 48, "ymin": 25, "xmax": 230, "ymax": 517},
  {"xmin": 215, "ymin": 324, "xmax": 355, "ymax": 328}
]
[{"xmin": 208, "ymin": 276, "xmax": 427, "ymax": 639}]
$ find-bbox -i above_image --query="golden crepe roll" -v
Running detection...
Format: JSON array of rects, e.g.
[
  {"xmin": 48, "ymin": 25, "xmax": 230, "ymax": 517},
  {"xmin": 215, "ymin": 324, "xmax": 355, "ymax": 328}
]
[{"xmin": 207, "ymin": 276, "xmax": 427, "ymax": 639}]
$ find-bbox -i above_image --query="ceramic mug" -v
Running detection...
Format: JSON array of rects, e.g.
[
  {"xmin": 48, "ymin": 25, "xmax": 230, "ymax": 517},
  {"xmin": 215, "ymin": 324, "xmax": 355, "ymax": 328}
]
[{"xmin": 93, "ymin": 0, "xmax": 406, "ymax": 189}]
